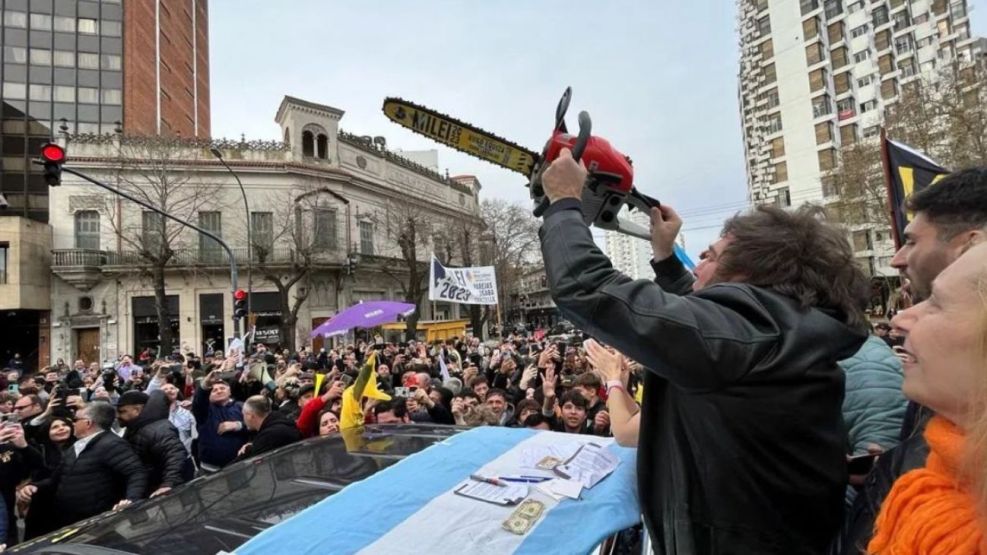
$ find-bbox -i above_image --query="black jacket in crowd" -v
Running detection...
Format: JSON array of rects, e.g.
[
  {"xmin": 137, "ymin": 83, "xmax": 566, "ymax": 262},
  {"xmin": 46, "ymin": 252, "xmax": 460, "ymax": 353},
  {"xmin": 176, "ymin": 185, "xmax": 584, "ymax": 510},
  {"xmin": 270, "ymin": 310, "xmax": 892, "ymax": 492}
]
[
  {"xmin": 35, "ymin": 431, "xmax": 148, "ymax": 529},
  {"xmin": 123, "ymin": 391, "xmax": 192, "ymax": 495},
  {"xmin": 539, "ymin": 203, "xmax": 867, "ymax": 554},
  {"xmin": 833, "ymin": 426, "xmax": 929, "ymax": 554},
  {"xmin": 234, "ymin": 411, "xmax": 300, "ymax": 462}
]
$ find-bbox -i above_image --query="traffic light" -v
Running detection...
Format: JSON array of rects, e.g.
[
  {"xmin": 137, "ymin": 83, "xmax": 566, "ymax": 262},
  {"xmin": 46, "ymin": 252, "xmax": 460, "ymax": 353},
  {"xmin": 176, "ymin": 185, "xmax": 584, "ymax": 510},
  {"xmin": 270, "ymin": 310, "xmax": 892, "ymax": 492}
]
[
  {"xmin": 233, "ymin": 289, "xmax": 248, "ymax": 319},
  {"xmin": 40, "ymin": 143, "xmax": 66, "ymax": 186}
]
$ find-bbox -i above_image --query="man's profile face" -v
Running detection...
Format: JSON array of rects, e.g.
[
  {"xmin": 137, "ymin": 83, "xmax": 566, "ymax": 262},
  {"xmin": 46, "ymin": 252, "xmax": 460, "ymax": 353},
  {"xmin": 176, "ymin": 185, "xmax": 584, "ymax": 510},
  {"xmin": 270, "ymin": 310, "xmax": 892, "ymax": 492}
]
[
  {"xmin": 693, "ymin": 236, "xmax": 733, "ymax": 291},
  {"xmin": 890, "ymin": 213, "xmax": 953, "ymax": 302}
]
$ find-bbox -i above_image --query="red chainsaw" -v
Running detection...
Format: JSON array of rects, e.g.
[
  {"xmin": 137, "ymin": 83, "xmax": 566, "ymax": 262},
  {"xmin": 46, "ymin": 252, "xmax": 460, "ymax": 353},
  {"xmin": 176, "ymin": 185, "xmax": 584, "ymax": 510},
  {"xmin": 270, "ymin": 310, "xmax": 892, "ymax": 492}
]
[{"xmin": 382, "ymin": 88, "xmax": 660, "ymax": 240}]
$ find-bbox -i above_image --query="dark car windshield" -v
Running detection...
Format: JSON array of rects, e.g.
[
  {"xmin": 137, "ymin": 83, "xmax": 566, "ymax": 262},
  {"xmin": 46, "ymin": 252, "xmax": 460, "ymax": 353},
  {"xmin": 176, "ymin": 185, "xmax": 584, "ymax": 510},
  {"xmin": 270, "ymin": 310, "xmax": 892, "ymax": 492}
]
[{"xmin": 12, "ymin": 425, "xmax": 459, "ymax": 555}]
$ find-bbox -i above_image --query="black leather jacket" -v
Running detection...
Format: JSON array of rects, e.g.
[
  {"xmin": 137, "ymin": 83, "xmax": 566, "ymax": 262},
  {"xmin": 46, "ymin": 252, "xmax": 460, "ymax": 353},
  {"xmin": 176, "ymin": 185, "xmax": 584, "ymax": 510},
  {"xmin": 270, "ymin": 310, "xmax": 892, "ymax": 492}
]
[{"xmin": 539, "ymin": 205, "xmax": 867, "ymax": 554}]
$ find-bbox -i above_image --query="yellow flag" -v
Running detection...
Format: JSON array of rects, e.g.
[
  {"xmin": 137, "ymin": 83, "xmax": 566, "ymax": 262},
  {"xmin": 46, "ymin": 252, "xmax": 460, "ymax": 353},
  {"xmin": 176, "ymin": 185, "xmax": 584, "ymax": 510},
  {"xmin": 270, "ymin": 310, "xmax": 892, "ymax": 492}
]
[
  {"xmin": 340, "ymin": 351, "xmax": 391, "ymax": 430},
  {"xmin": 313, "ymin": 373, "xmax": 326, "ymax": 398}
]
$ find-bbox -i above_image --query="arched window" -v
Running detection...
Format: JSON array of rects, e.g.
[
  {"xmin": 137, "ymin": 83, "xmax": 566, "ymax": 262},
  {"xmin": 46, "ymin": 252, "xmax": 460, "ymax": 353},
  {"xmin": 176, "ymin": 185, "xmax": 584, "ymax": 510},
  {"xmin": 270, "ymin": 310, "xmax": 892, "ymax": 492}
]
[
  {"xmin": 283, "ymin": 127, "xmax": 290, "ymax": 146},
  {"xmin": 75, "ymin": 210, "xmax": 100, "ymax": 250},
  {"xmin": 316, "ymin": 134, "xmax": 328, "ymax": 159},
  {"xmin": 302, "ymin": 131, "xmax": 314, "ymax": 157}
]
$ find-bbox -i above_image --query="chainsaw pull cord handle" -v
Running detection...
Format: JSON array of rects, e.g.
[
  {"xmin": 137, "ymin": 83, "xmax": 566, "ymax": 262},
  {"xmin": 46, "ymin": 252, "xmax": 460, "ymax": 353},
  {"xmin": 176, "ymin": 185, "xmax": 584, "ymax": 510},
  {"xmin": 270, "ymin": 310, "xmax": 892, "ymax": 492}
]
[
  {"xmin": 554, "ymin": 87, "xmax": 572, "ymax": 133},
  {"xmin": 533, "ymin": 110, "xmax": 592, "ymax": 217}
]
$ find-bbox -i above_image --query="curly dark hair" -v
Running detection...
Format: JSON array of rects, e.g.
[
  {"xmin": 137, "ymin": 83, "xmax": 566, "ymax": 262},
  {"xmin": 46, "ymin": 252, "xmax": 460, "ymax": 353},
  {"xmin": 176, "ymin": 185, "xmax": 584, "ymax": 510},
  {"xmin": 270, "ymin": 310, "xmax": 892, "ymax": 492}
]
[
  {"xmin": 715, "ymin": 204, "xmax": 870, "ymax": 331},
  {"xmin": 906, "ymin": 167, "xmax": 987, "ymax": 240}
]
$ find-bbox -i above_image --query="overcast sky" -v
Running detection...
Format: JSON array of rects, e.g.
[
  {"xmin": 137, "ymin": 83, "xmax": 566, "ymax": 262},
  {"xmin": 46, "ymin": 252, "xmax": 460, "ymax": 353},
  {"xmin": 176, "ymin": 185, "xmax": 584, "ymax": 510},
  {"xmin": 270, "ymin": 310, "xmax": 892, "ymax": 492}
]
[{"xmin": 209, "ymin": 1, "xmax": 987, "ymax": 260}]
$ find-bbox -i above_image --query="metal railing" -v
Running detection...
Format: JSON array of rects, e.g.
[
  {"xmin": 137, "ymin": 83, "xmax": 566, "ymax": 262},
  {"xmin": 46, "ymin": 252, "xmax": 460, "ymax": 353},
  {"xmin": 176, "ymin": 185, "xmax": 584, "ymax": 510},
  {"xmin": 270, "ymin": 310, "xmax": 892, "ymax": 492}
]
[{"xmin": 52, "ymin": 246, "xmax": 346, "ymax": 269}]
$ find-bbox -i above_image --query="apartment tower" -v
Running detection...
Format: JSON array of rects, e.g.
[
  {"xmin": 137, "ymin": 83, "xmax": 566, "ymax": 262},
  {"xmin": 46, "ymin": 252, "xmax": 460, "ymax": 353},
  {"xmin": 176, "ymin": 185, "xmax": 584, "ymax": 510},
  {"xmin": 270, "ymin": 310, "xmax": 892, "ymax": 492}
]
[{"xmin": 737, "ymin": 0, "xmax": 981, "ymax": 275}]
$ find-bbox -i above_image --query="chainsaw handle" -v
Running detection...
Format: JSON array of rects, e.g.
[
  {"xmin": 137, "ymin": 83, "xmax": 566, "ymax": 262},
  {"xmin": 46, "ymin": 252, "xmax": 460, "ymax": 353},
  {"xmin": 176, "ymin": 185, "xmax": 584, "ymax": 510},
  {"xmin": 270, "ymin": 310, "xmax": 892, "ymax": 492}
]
[
  {"xmin": 571, "ymin": 111, "xmax": 591, "ymax": 163},
  {"xmin": 555, "ymin": 87, "xmax": 572, "ymax": 133},
  {"xmin": 627, "ymin": 188, "xmax": 661, "ymax": 212},
  {"xmin": 533, "ymin": 111, "xmax": 593, "ymax": 217}
]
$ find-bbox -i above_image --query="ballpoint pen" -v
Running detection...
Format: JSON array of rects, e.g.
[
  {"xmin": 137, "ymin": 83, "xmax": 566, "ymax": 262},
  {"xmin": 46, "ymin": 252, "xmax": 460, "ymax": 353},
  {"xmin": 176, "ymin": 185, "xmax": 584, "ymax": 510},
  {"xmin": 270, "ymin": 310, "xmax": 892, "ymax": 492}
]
[
  {"xmin": 499, "ymin": 476, "xmax": 551, "ymax": 483},
  {"xmin": 470, "ymin": 474, "xmax": 506, "ymax": 487}
]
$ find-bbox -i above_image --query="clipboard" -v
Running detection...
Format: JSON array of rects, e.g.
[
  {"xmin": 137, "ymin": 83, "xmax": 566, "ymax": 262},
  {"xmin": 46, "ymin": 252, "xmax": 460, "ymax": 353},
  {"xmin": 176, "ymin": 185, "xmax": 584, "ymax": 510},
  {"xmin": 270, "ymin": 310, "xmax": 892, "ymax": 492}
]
[{"xmin": 453, "ymin": 480, "xmax": 528, "ymax": 506}]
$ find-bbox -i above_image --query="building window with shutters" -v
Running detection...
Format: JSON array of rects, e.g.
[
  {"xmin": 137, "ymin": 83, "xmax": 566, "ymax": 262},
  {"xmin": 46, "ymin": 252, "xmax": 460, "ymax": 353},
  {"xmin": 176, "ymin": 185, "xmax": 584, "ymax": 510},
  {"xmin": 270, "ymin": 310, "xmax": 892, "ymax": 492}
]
[
  {"xmin": 142, "ymin": 212, "xmax": 164, "ymax": 252},
  {"xmin": 313, "ymin": 208, "xmax": 337, "ymax": 250},
  {"xmin": 809, "ymin": 68, "xmax": 828, "ymax": 92},
  {"xmin": 763, "ymin": 63, "xmax": 777, "ymax": 85},
  {"xmin": 774, "ymin": 187, "xmax": 791, "ymax": 208},
  {"xmin": 840, "ymin": 123, "xmax": 858, "ymax": 145},
  {"xmin": 75, "ymin": 210, "xmax": 100, "ymax": 250},
  {"xmin": 251, "ymin": 212, "xmax": 274, "ymax": 260},
  {"xmin": 816, "ymin": 121, "xmax": 834, "ymax": 145},
  {"xmin": 359, "ymin": 221, "xmax": 374, "ymax": 255},
  {"xmin": 772, "ymin": 161, "xmax": 788, "ymax": 184},
  {"xmin": 198, "ymin": 211, "xmax": 222, "ymax": 263}
]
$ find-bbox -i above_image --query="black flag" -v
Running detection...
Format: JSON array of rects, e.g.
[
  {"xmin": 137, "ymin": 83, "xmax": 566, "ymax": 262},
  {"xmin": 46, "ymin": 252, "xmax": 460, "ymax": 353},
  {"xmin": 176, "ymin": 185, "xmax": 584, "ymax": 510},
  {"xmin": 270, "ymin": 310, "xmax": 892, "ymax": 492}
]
[{"xmin": 883, "ymin": 137, "xmax": 949, "ymax": 246}]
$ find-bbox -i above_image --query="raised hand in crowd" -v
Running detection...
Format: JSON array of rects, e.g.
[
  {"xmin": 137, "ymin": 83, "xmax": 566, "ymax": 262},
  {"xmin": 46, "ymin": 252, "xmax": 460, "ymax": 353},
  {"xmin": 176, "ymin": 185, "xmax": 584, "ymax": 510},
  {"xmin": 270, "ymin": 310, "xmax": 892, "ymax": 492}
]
[
  {"xmin": 585, "ymin": 339, "xmax": 639, "ymax": 446},
  {"xmin": 538, "ymin": 344, "xmax": 559, "ymax": 368},
  {"xmin": 518, "ymin": 364, "xmax": 539, "ymax": 391},
  {"xmin": 323, "ymin": 380, "xmax": 345, "ymax": 402},
  {"xmin": 0, "ymin": 422, "xmax": 28, "ymax": 449},
  {"xmin": 584, "ymin": 339, "xmax": 625, "ymax": 386}
]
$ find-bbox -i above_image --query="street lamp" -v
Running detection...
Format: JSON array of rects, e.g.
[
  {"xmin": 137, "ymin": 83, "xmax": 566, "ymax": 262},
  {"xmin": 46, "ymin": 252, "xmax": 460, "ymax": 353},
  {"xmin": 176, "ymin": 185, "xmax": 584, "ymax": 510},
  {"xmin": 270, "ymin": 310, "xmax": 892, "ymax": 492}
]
[{"xmin": 210, "ymin": 147, "xmax": 252, "ymax": 335}]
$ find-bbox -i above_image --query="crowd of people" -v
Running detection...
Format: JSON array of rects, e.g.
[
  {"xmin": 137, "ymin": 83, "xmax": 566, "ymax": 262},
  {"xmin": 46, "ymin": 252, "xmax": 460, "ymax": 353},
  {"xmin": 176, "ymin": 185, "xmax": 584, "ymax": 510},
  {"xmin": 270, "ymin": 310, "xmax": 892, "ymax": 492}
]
[
  {"xmin": 0, "ymin": 322, "xmax": 653, "ymax": 549},
  {"xmin": 0, "ymin": 159, "xmax": 983, "ymax": 553}
]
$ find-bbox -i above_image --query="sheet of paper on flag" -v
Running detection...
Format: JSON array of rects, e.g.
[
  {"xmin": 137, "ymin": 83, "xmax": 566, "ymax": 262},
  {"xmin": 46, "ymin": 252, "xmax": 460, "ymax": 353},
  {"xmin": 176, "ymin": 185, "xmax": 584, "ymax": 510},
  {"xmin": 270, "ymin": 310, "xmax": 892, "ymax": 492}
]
[
  {"xmin": 454, "ymin": 479, "xmax": 529, "ymax": 505},
  {"xmin": 554, "ymin": 442, "xmax": 620, "ymax": 489}
]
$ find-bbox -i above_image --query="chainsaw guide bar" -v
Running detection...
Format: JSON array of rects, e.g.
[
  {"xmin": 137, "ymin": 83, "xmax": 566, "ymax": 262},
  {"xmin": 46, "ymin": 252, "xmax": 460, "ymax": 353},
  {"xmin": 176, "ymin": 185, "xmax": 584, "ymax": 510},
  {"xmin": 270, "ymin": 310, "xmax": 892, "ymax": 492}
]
[{"xmin": 382, "ymin": 98, "xmax": 539, "ymax": 176}]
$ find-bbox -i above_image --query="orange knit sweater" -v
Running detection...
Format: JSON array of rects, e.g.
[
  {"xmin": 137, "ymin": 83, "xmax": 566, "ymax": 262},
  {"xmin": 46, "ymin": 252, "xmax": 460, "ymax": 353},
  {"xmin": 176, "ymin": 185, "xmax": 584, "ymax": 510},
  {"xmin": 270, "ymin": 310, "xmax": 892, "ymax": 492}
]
[{"xmin": 868, "ymin": 415, "xmax": 985, "ymax": 554}]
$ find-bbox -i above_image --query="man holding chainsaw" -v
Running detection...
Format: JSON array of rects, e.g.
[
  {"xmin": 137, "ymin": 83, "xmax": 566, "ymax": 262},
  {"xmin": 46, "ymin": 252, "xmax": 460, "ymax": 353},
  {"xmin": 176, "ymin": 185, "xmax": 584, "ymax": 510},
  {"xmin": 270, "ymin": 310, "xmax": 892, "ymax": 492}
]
[{"xmin": 539, "ymin": 149, "xmax": 870, "ymax": 554}]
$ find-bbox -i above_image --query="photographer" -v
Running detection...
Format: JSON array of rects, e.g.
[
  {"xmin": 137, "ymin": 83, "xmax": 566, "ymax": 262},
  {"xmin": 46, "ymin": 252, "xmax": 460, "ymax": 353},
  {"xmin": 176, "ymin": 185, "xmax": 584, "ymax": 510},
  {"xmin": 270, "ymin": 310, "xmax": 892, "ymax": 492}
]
[{"xmin": 538, "ymin": 150, "xmax": 870, "ymax": 553}]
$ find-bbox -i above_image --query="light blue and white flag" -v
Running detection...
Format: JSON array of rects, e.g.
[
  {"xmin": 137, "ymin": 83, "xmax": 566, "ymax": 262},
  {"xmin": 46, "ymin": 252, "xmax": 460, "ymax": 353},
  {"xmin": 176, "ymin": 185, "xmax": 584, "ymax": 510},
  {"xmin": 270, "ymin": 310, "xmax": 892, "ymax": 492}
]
[{"xmin": 235, "ymin": 427, "xmax": 639, "ymax": 555}]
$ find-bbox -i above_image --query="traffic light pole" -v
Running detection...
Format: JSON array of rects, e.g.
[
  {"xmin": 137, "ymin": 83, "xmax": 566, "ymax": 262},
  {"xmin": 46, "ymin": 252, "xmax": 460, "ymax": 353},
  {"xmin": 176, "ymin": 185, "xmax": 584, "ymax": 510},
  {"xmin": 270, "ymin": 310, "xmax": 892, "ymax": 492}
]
[{"xmin": 57, "ymin": 165, "xmax": 244, "ymax": 340}]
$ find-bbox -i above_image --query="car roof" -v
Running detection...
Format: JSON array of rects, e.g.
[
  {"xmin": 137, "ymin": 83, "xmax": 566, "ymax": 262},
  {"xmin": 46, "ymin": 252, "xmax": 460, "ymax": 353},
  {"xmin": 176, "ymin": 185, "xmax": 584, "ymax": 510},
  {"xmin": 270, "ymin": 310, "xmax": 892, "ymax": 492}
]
[{"xmin": 12, "ymin": 424, "xmax": 463, "ymax": 555}]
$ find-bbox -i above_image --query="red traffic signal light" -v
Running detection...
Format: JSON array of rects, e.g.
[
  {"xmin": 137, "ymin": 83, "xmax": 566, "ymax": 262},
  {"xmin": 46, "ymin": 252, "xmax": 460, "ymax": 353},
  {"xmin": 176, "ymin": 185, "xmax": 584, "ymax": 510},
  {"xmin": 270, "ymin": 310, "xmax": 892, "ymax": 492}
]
[
  {"xmin": 39, "ymin": 143, "xmax": 66, "ymax": 186},
  {"xmin": 41, "ymin": 143, "xmax": 66, "ymax": 163},
  {"xmin": 233, "ymin": 289, "xmax": 248, "ymax": 319}
]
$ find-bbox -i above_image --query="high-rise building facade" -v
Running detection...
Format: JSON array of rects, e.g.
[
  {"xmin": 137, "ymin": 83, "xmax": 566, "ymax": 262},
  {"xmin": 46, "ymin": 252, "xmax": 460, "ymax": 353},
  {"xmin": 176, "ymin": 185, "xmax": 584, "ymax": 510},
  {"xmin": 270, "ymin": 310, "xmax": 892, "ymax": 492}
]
[
  {"xmin": 123, "ymin": 0, "xmax": 209, "ymax": 137},
  {"xmin": 737, "ymin": 0, "xmax": 982, "ymax": 274},
  {"xmin": 0, "ymin": 0, "xmax": 209, "ymax": 370},
  {"xmin": 604, "ymin": 209, "xmax": 686, "ymax": 281}
]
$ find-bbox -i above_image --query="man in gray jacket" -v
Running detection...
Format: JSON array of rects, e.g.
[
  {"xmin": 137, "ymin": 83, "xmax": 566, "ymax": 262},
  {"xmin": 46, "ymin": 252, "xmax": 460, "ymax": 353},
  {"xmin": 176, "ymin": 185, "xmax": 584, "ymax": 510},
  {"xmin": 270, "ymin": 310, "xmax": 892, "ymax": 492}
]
[{"xmin": 539, "ymin": 149, "xmax": 870, "ymax": 554}]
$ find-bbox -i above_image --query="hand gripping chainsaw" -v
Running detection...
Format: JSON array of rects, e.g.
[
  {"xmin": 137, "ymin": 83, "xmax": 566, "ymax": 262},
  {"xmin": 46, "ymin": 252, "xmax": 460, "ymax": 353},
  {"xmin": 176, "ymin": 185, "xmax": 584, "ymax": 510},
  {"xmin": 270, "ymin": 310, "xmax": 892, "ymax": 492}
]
[{"xmin": 382, "ymin": 87, "xmax": 660, "ymax": 240}]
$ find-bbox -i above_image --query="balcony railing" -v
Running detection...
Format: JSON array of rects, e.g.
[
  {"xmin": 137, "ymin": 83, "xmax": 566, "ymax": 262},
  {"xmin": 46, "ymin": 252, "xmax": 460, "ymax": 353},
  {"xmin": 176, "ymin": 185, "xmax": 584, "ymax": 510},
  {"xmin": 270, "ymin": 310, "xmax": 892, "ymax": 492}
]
[
  {"xmin": 52, "ymin": 246, "xmax": 346, "ymax": 269},
  {"xmin": 52, "ymin": 249, "xmax": 109, "ymax": 267}
]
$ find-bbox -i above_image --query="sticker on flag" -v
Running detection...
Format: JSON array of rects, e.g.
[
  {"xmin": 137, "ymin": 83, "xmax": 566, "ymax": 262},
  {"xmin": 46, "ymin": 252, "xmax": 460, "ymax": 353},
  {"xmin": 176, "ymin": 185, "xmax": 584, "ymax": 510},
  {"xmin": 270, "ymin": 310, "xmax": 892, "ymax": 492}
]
[{"xmin": 429, "ymin": 255, "xmax": 499, "ymax": 305}]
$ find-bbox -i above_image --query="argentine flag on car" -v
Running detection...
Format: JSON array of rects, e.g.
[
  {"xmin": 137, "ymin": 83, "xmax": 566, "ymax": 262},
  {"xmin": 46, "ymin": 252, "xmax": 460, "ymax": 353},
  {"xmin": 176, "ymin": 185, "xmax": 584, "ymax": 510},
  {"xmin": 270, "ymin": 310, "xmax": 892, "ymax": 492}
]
[{"xmin": 235, "ymin": 427, "xmax": 639, "ymax": 555}]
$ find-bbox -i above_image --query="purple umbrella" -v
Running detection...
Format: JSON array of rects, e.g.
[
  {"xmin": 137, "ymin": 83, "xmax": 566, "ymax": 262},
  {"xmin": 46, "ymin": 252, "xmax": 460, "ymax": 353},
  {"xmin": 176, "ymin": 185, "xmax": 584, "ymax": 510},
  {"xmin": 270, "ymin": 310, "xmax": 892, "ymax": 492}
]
[{"xmin": 310, "ymin": 300, "xmax": 416, "ymax": 338}]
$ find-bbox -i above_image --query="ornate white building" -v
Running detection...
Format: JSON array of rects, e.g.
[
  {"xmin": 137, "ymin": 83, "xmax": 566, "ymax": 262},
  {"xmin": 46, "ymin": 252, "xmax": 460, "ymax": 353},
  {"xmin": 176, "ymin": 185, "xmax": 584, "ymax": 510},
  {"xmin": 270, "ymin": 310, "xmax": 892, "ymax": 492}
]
[{"xmin": 48, "ymin": 96, "xmax": 483, "ymax": 362}]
